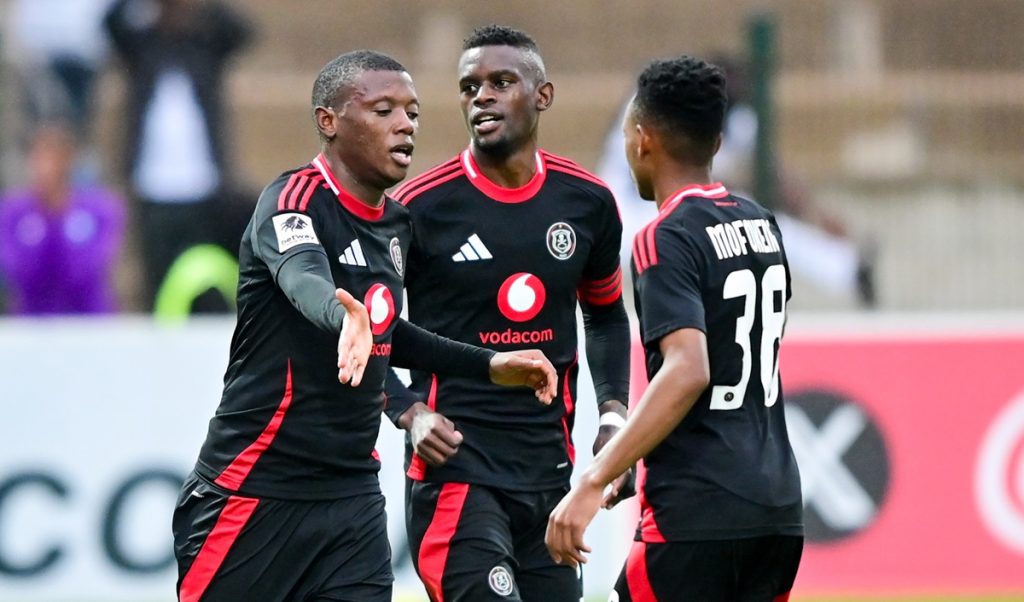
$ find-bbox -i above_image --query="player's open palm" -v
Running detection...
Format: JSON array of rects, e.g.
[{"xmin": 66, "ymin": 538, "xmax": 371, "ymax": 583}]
[
  {"xmin": 336, "ymin": 288, "xmax": 372, "ymax": 386},
  {"xmin": 488, "ymin": 350, "xmax": 558, "ymax": 404}
]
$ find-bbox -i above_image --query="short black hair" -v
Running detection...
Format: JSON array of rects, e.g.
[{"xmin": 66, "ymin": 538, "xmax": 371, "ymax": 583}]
[
  {"xmin": 462, "ymin": 24, "xmax": 538, "ymax": 52},
  {"xmin": 633, "ymin": 55, "xmax": 727, "ymax": 165},
  {"xmin": 311, "ymin": 50, "xmax": 407, "ymax": 110},
  {"xmin": 461, "ymin": 25, "xmax": 546, "ymax": 83}
]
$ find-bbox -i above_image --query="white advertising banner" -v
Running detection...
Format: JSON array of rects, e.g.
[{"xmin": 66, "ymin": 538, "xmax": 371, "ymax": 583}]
[{"xmin": 0, "ymin": 318, "xmax": 633, "ymax": 602}]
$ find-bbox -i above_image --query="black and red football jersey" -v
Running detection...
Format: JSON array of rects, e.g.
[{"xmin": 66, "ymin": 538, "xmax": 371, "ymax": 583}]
[
  {"xmin": 630, "ymin": 182, "xmax": 803, "ymax": 541},
  {"xmin": 391, "ymin": 148, "xmax": 624, "ymax": 491},
  {"xmin": 193, "ymin": 154, "xmax": 410, "ymax": 500}
]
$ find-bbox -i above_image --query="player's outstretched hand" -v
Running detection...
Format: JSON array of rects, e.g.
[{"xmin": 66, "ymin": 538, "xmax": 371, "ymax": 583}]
[
  {"xmin": 488, "ymin": 350, "xmax": 558, "ymax": 404},
  {"xmin": 406, "ymin": 403, "xmax": 464, "ymax": 467},
  {"xmin": 545, "ymin": 480, "xmax": 600, "ymax": 568},
  {"xmin": 336, "ymin": 288, "xmax": 372, "ymax": 386}
]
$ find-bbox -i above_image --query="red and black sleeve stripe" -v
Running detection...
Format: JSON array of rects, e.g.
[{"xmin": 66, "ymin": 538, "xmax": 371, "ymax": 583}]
[
  {"xmin": 276, "ymin": 167, "xmax": 324, "ymax": 212},
  {"xmin": 578, "ymin": 266, "xmax": 623, "ymax": 306}
]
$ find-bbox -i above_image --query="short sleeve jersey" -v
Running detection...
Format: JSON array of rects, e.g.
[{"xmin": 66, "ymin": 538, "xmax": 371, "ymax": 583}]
[
  {"xmin": 194, "ymin": 154, "xmax": 410, "ymax": 500},
  {"xmin": 391, "ymin": 149, "xmax": 623, "ymax": 491},
  {"xmin": 630, "ymin": 182, "xmax": 803, "ymax": 541}
]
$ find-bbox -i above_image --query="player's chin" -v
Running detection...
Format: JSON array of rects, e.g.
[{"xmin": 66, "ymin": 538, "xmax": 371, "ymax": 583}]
[
  {"xmin": 378, "ymin": 164, "xmax": 410, "ymax": 188},
  {"xmin": 472, "ymin": 133, "xmax": 512, "ymax": 155}
]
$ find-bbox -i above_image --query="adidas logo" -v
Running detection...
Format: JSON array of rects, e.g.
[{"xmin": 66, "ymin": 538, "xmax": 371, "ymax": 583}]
[
  {"xmin": 338, "ymin": 239, "xmax": 367, "ymax": 267},
  {"xmin": 452, "ymin": 234, "xmax": 493, "ymax": 262}
]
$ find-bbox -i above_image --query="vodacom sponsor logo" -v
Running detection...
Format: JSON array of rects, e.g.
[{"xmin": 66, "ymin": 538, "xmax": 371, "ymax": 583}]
[
  {"xmin": 481, "ymin": 272, "xmax": 553, "ymax": 346},
  {"xmin": 975, "ymin": 388, "xmax": 1024, "ymax": 554},
  {"xmin": 497, "ymin": 272, "xmax": 546, "ymax": 322},
  {"xmin": 364, "ymin": 283, "xmax": 396, "ymax": 336}
]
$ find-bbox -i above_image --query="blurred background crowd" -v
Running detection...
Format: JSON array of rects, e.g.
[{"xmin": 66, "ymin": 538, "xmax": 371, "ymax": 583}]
[{"xmin": 0, "ymin": 0, "xmax": 1021, "ymax": 317}]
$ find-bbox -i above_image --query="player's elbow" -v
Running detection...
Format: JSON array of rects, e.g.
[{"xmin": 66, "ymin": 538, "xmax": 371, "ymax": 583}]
[{"xmin": 685, "ymin": 364, "xmax": 711, "ymax": 397}]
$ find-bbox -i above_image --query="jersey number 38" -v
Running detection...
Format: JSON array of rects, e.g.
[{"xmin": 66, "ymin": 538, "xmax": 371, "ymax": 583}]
[{"xmin": 709, "ymin": 264, "xmax": 787, "ymax": 411}]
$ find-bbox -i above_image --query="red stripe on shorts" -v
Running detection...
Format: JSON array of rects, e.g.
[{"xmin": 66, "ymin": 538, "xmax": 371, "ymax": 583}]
[
  {"xmin": 418, "ymin": 482, "xmax": 470, "ymax": 602},
  {"xmin": 626, "ymin": 540, "xmax": 657, "ymax": 602},
  {"xmin": 178, "ymin": 495, "xmax": 259, "ymax": 602}
]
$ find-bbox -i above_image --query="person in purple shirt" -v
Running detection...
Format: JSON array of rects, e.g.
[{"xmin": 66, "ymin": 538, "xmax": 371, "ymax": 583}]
[{"xmin": 0, "ymin": 122, "xmax": 125, "ymax": 314}]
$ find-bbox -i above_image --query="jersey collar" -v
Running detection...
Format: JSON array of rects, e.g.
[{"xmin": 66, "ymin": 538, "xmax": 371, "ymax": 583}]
[
  {"xmin": 460, "ymin": 148, "xmax": 546, "ymax": 204},
  {"xmin": 659, "ymin": 182, "xmax": 729, "ymax": 214},
  {"xmin": 312, "ymin": 153, "xmax": 385, "ymax": 221}
]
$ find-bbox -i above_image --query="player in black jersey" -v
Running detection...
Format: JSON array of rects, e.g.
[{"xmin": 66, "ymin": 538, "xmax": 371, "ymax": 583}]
[
  {"xmin": 171, "ymin": 50, "xmax": 559, "ymax": 602},
  {"xmin": 547, "ymin": 55, "xmax": 803, "ymax": 601},
  {"xmin": 383, "ymin": 25, "xmax": 633, "ymax": 602}
]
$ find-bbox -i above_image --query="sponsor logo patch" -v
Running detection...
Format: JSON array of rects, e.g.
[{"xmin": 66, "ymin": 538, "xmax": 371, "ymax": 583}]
[
  {"xmin": 452, "ymin": 233, "xmax": 493, "ymax": 262},
  {"xmin": 272, "ymin": 213, "xmax": 319, "ymax": 253},
  {"xmin": 338, "ymin": 239, "xmax": 367, "ymax": 267},
  {"xmin": 497, "ymin": 273, "xmax": 546, "ymax": 322},
  {"xmin": 364, "ymin": 283, "xmax": 396, "ymax": 336},
  {"xmin": 488, "ymin": 565, "xmax": 514, "ymax": 596}
]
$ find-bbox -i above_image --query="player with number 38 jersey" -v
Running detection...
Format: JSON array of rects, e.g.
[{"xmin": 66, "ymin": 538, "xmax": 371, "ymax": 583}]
[
  {"xmin": 631, "ymin": 182, "xmax": 802, "ymax": 541},
  {"xmin": 546, "ymin": 55, "xmax": 801, "ymax": 602}
]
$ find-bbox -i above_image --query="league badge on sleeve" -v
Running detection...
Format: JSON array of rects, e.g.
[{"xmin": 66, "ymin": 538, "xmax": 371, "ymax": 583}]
[
  {"xmin": 546, "ymin": 222, "xmax": 576, "ymax": 260},
  {"xmin": 272, "ymin": 213, "xmax": 320, "ymax": 253}
]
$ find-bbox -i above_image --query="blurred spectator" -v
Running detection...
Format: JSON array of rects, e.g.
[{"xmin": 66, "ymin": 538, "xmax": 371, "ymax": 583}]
[
  {"xmin": 103, "ymin": 0, "xmax": 252, "ymax": 309},
  {"xmin": 0, "ymin": 123, "xmax": 125, "ymax": 315},
  {"xmin": 599, "ymin": 55, "xmax": 877, "ymax": 307},
  {"xmin": 5, "ymin": 0, "xmax": 115, "ymax": 179},
  {"xmin": 6, "ymin": 0, "xmax": 114, "ymax": 125}
]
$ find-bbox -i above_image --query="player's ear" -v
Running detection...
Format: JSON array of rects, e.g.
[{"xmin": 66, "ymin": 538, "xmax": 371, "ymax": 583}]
[
  {"xmin": 314, "ymin": 106, "xmax": 338, "ymax": 141},
  {"xmin": 635, "ymin": 121, "xmax": 653, "ymax": 159},
  {"xmin": 711, "ymin": 132, "xmax": 723, "ymax": 157},
  {"xmin": 535, "ymin": 81, "xmax": 554, "ymax": 112}
]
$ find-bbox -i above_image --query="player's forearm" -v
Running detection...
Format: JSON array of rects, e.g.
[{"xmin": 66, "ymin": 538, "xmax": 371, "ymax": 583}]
[
  {"xmin": 275, "ymin": 250, "xmax": 345, "ymax": 334},
  {"xmin": 582, "ymin": 354, "xmax": 708, "ymax": 488},
  {"xmin": 581, "ymin": 298, "xmax": 631, "ymax": 404},
  {"xmin": 383, "ymin": 368, "xmax": 422, "ymax": 426},
  {"xmin": 598, "ymin": 399, "xmax": 628, "ymax": 419},
  {"xmin": 390, "ymin": 319, "xmax": 494, "ymax": 379}
]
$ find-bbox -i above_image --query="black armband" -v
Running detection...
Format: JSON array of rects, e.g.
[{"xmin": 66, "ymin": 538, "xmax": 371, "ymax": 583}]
[
  {"xmin": 391, "ymin": 319, "xmax": 494, "ymax": 380},
  {"xmin": 581, "ymin": 297, "xmax": 631, "ymax": 404}
]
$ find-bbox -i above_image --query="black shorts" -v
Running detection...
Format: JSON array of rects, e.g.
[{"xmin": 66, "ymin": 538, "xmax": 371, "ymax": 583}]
[
  {"xmin": 172, "ymin": 472, "xmax": 392, "ymax": 602},
  {"xmin": 406, "ymin": 480, "xmax": 581, "ymax": 602},
  {"xmin": 612, "ymin": 535, "xmax": 803, "ymax": 602}
]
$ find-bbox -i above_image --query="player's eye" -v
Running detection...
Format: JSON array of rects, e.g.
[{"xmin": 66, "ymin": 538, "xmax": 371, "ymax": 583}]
[
  {"xmin": 375, "ymin": 109, "xmax": 392, "ymax": 117},
  {"xmin": 407, "ymin": 111, "xmax": 419, "ymax": 121},
  {"xmin": 460, "ymin": 83, "xmax": 479, "ymax": 95},
  {"xmin": 495, "ymin": 79, "xmax": 513, "ymax": 89}
]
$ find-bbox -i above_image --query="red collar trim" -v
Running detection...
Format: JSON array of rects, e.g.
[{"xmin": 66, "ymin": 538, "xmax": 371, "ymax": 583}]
[
  {"xmin": 659, "ymin": 182, "xmax": 729, "ymax": 215},
  {"xmin": 460, "ymin": 149, "xmax": 546, "ymax": 204},
  {"xmin": 312, "ymin": 154, "xmax": 385, "ymax": 221}
]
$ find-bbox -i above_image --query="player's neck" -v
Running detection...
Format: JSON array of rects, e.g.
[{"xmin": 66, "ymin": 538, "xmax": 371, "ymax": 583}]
[
  {"xmin": 653, "ymin": 164, "xmax": 713, "ymax": 210},
  {"xmin": 323, "ymin": 154, "xmax": 385, "ymax": 208},
  {"xmin": 470, "ymin": 143, "xmax": 538, "ymax": 189}
]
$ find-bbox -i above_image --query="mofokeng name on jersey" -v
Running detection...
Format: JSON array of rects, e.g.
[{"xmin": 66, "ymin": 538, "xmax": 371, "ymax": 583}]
[
  {"xmin": 272, "ymin": 213, "xmax": 320, "ymax": 253},
  {"xmin": 478, "ymin": 327, "xmax": 554, "ymax": 346},
  {"xmin": 705, "ymin": 218, "xmax": 780, "ymax": 260}
]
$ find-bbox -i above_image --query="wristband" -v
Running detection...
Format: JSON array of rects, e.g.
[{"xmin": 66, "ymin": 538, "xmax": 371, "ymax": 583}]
[{"xmin": 599, "ymin": 412, "xmax": 626, "ymax": 429}]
